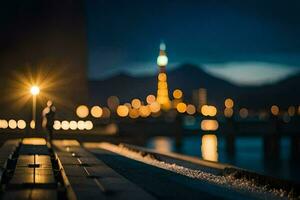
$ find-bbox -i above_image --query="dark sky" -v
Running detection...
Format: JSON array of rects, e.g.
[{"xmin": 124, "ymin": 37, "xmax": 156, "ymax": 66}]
[{"xmin": 87, "ymin": 0, "xmax": 300, "ymax": 85}]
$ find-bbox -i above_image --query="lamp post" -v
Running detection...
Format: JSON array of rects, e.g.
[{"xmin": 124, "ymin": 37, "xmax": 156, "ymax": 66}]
[{"xmin": 30, "ymin": 85, "xmax": 40, "ymax": 132}]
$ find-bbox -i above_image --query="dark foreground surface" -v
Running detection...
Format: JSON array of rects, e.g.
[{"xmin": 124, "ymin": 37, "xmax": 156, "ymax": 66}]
[{"xmin": 0, "ymin": 138, "xmax": 298, "ymax": 200}]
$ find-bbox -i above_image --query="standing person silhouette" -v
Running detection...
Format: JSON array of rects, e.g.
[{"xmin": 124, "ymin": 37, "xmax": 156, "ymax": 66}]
[{"xmin": 42, "ymin": 101, "xmax": 56, "ymax": 146}]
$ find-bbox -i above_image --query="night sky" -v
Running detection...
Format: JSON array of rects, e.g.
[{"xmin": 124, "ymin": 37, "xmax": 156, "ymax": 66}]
[{"xmin": 86, "ymin": 0, "xmax": 300, "ymax": 85}]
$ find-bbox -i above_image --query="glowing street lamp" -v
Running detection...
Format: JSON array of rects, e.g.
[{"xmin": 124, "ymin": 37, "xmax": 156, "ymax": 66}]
[
  {"xmin": 30, "ymin": 85, "xmax": 40, "ymax": 96},
  {"xmin": 30, "ymin": 85, "xmax": 40, "ymax": 131}
]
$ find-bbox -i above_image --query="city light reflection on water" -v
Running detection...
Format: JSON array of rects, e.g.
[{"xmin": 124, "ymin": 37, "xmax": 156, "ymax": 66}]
[{"xmin": 147, "ymin": 135, "xmax": 300, "ymax": 183}]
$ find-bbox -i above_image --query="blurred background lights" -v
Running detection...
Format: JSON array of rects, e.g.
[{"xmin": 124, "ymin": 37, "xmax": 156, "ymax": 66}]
[
  {"xmin": 8, "ymin": 119, "xmax": 17, "ymax": 129},
  {"xmin": 186, "ymin": 104, "xmax": 196, "ymax": 115},
  {"xmin": 224, "ymin": 108, "xmax": 234, "ymax": 118},
  {"xmin": 173, "ymin": 89, "xmax": 183, "ymax": 99},
  {"xmin": 91, "ymin": 106, "xmax": 103, "ymax": 118},
  {"xmin": 131, "ymin": 98, "xmax": 141, "ymax": 109},
  {"xmin": 149, "ymin": 102, "xmax": 161, "ymax": 113},
  {"xmin": 0, "ymin": 120, "xmax": 8, "ymax": 129},
  {"xmin": 146, "ymin": 94, "xmax": 156, "ymax": 104},
  {"xmin": 201, "ymin": 134, "xmax": 218, "ymax": 162},
  {"xmin": 17, "ymin": 120, "xmax": 26, "ymax": 129},
  {"xmin": 53, "ymin": 120, "xmax": 61, "ymax": 130},
  {"xmin": 117, "ymin": 105, "xmax": 129, "ymax": 117},
  {"xmin": 30, "ymin": 120, "xmax": 35, "ymax": 129},
  {"xmin": 61, "ymin": 120, "xmax": 70, "ymax": 130},
  {"xmin": 288, "ymin": 106, "xmax": 296, "ymax": 117},
  {"xmin": 201, "ymin": 120, "xmax": 219, "ymax": 131},
  {"xmin": 77, "ymin": 120, "xmax": 85, "ymax": 130},
  {"xmin": 76, "ymin": 105, "xmax": 89, "ymax": 118},
  {"xmin": 176, "ymin": 102, "xmax": 187, "ymax": 113},
  {"xmin": 201, "ymin": 105, "xmax": 217, "ymax": 116},
  {"xmin": 224, "ymin": 98, "xmax": 234, "ymax": 108},
  {"xmin": 85, "ymin": 120, "xmax": 93, "ymax": 130},
  {"xmin": 271, "ymin": 105, "xmax": 279, "ymax": 116},
  {"xmin": 139, "ymin": 105, "xmax": 151, "ymax": 117},
  {"xmin": 69, "ymin": 120, "xmax": 77, "ymax": 130}
]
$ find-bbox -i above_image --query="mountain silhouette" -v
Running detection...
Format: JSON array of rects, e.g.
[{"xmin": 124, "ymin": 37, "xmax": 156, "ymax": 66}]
[{"xmin": 88, "ymin": 64, "xmax": 300, "ymax": 109}]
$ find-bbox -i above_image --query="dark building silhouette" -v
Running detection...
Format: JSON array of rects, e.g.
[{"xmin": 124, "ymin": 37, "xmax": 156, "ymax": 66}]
[{"xmin": 0, "ymin": 0, "xmax": 88, "ymax": 119}]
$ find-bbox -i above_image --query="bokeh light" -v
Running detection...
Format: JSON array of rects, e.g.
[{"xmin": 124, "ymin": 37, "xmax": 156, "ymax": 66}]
[
  {"xmin": 69, "ymin": 121, "xmax": 77, "ymax": 130},
  {"xmin": 173, "ymin": 89, "xmax": 183, "ymax": 99},
  {"xmin": 53, "ymin": 120, "xmax": 61, "ymax": 130},
  {"xmin": 61, "ymin": 120, "xmax": 70, "ymax": 130},
  {"xmin": 186, "ymin": 104, "xmax": 196, "ymax": 115},
  {"xmin": 271, "ymin": 105, "xmax": 279, "ymax": 116},
  {"xmin": 117, "ymin": 105, "xmax": 129, "ymax": 117},
  {"xmin": 131, "ymin": 98, "xmax": 142, "ymax": 109},
  {"xmin": 201, "ymin": 134, "xmax": 218, "ymax": 162},
  {"xmin": 139, "ymin": 105, "xmax": 151, "ymax": 118},
  {"xmin": 176, "ymin": 102, "xmax": 187, "ymax": 113},
  {"xmin": 225, "ymin": 98, "xmax": 234, "ymax": 108},
  {"xmin": 146, "ymin": 94, "xmax": 156, "ymax": 104},
  {"xmin": 201, "ymin": 120, "xmax": 219, "ymax": 131},
  {"xmin": 91, "ymin": 106, "xmax": 103, "ymax": 118},
  {"xmin": 85, "ymin": 120, "xmax": 93, "ymax": 130},
  {"xmin": 201, "ymin": 105, "xmax": 217, "ymax": 116},
  {"xmin": 76, "ymin": 105, "xmax": 89, "ymax": 118},
  {"xmin": 17, "ymin": 119, "xmax": 26, "ymax": 129},
  {"xmin": 8, "ymin": 119, "xmax": 17, "ymax": 129}
]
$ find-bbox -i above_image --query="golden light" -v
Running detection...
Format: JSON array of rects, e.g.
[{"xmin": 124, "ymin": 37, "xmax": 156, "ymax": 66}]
[
  {"xmin": 225, "ymin": 98, "xmax": 234, "ymax": 108},
  {"xmin": 77, "ymin": 120, "xmax": 85, "ymax": 130},
  {"xmin": 288, "ymin": 106, "xmax": 296, "ymax": 117},
  {"xmin": 224, "ymin": 108, "xmax": 233, "ymax": 118},
  {"xmin": 53, "ymin": 120, "xmax": 61, "ymax": 130},
  {"xmin": 201, "ymin": 105, "xmax": 217, "ymax": 116},
  {"xmin": 17, "ymin": 120, "xmax": 26, "ymax": 129},
  {"xmin": 173, "ymin": 89, "xmax": 183, "ymax": 99},
  {"xmin": 158, "ymin": 73, "xmax": 167, "ymax": 82},
  {"xmin": 69, "ymin": 121, "xmax": 77, "ymax": 130},
  {"xmin": 239, "ymin": 108, "xmax": 248, "ymax": 119},
  {"xmin": 201, "ymin": 134, "xmax": 218, "ymax": 162},
  {"xmin": 146, "ymin": 94, "xmax": 156, "ymax": 104},
  {"xmin": 149, "ymin": 102, "xmax": 161, "ymax": 113},
  {"xmin": 176, "ymin": 102, "xmax": 187, "ymax": 113},
  {"xmin": 117, "ymin": 105, "xmax": 129, "ymax": 117},
  {"xmin": 157, "ymin": 55, "xmax": 168, "ymax": 66},
  {"xmin": 61, "ymin": 120, "xmax": 70, "ymax": 130},
  {"xmin": 76, "ymin": 105, "xmax": 89, "ymax": 118},
  {"xmin": 186, "ymin": 104, "xmax": 196, "ymax": 115},
  {"xmin": 139, "ymin": 105, "xmax": 151, "ymax": 117},
  {"xmin": 8, "ymin": 119, "xmax": 17, "ymax": 129},
  {"xmin": 271, "ymin": 105, "xmax": 279, "ymax": 116},
  {"xmin": 201, "ymin": 120, "xmax": 219, "ymax": 131},
  {"xmin": 30, "ymin": 85, "xmax": 40, "ymax": 96},
  {"xmin": 131, "ymin": 98, "xmax": 141, "ymax": 109},
  {"xmin": 23, "ymin": 138, "xmax": 46, "ymax": 145},
  {"xmin": 298, "ymin": 106, "xmax": 300, "ymax": 115},
  {"xmin": 129, "ymin": 109, "xmax": 140, "ymax": 119},
  {"xmin": 30, "ymin": 120, "xmax": 35, "ymax": 129},
  {"xmin": 91, "ymin": 106, "xmax": 103, "ymax": 118},
  {"xmin": 85, "ymin": 120, "xmax": 93, "ymax": 130},
  {"xmin": 0, "ymin": 120, "xmax": 8, "ymax": 129}
]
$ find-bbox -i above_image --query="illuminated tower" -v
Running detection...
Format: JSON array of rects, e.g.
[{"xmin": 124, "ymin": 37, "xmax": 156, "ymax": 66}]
[{"xmin": 156, "ymin": 42, "xmax": 171, "ymax": 110}]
